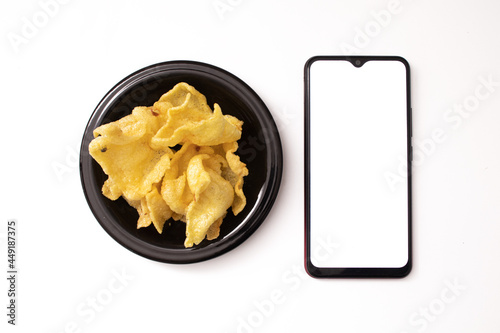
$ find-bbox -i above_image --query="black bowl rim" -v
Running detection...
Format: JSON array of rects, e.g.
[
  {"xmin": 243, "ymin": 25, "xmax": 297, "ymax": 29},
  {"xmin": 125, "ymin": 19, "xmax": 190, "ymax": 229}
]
[{"xmin": 79, "ymin": 60, "xmax": 283, "ymax": 264}]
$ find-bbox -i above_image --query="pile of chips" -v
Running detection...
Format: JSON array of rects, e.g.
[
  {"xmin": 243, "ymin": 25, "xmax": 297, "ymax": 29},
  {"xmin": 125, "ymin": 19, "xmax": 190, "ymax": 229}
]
[{"xmin": 89, "ymin": 83, "xmax": 248, "ymax": 247}]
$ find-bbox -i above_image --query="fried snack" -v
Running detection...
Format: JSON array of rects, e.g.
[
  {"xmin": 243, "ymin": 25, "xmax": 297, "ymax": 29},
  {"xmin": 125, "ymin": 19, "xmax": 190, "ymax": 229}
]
[
  {"xmin": 89, "ymin": 83, "xmax": 249, "ymax": 247},
  {"xmin": 219, "ymin": 142, "xmax": 249, "ymax": 215},
  {"xmin": 184, "ymin": 154, "xmax": 235, "ymax": 247},
  {"xmin": 161, "ymin": 143, "xmax": 214, "ymax": 217},
  {"xmin": 89, "ymin": 106, "xmax": 173, "ymax": 201},
  {"xmin": 151, "ymin": 100, "xmax": 242, "ymax": 148}
]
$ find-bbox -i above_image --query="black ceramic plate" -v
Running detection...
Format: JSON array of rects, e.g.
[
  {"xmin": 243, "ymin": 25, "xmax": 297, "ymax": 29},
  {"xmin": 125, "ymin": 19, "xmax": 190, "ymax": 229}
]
[{"xmin": 80, "ymin": 61, "xmax": 283, "ymax": 264}]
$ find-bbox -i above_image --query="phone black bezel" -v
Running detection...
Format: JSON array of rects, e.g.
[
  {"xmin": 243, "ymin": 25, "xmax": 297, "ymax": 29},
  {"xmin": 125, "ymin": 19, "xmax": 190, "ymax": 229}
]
[{"xmin": 304, "ymin": 55, "xmax": 412, "ymax": 278}]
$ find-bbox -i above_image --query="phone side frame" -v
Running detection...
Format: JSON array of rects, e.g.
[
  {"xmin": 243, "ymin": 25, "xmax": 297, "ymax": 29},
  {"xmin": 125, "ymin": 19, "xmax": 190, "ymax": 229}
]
[{"xmin": 304, "ymin": 55, "xmax": 413, "ymax": 278}]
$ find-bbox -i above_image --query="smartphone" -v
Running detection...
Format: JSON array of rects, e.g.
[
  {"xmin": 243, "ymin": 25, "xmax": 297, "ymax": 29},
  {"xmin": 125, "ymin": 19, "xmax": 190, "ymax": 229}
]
[{"xmin": 304, "ymin": 56, "xmax": 412, "ymax": 278}]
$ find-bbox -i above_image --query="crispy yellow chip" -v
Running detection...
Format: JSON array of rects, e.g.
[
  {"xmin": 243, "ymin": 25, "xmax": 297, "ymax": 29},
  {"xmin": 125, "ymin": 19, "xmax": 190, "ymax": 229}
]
[
  {"xmin": 152, "ymin": 103, "xmax": 242, "ymax": 148},
  {"xmin": 161, "ymin": 173, "xmax": 187, "ymax": 214},
  {"xmin": 124, "ymin": 197, "xmax": 149, "ymax": 228},
  {"xmin": 184, "ymin": 154, "xmax": 234, "ymax": 247},
  {"xmin": 214, "ymin": 142, "xmax": 249, "ymax": 215},
  {"xmin": 186, "ymin": 154, "xmax": 212, "ymax": 202},
  {"xmin": 154, "ymin": 82, "xmax": 212, "ymax": 120},
  {"xmin": 93, "ymin": 106, "xmax": 165, "ymax": 144},
  {"xmin": 136, "ymin": 198, "xmax": 152, "ymax": 229},
  {"xmin": 89, "ymin": 82, "xmax": 249, "ymax": 248},
  {"xmin": 125, "ymin": 185, "xmax": 172, "ymax": 232},
  {"xmin": 206, "ymin": 214, "xmax": 225, "ymax": 241},
  {"xmin": 89, "ymin": 106, "xmax": 173, "ymax": 201},
  {"xmin": 102, "ymin": 178, "xmax": 122, "ymax": 201},
  {"xmin": 89, "ymin": 138, "xmax": 172, "ymax": 201},
  {"xmin": 145, "ymin": 185, "xmax": 173, "ymax": 233},
  {"xmin": 161, "ymin": 143, "xmax": 213, "ymax": 216}
]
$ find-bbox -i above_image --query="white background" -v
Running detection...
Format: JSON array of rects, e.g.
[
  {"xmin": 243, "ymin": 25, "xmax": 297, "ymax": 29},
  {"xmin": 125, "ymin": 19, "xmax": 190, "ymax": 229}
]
[{"xmin": 1, "ymin": 0, "xmax": 499, "ymax": 332}]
